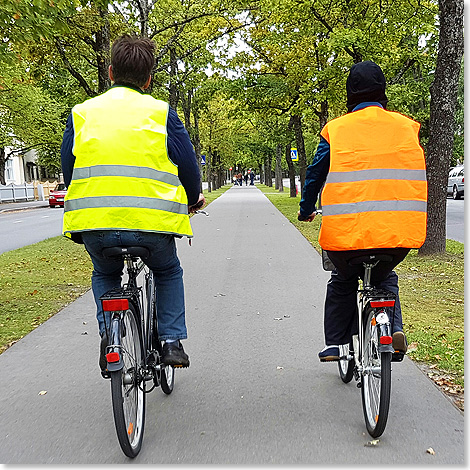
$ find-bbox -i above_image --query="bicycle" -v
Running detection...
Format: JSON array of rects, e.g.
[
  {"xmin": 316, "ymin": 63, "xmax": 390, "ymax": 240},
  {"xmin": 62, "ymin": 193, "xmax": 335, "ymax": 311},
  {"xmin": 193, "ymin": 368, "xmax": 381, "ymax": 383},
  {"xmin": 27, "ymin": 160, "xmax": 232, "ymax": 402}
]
[
  {"xmin": 337, "ymin": 253, "xmax": 404, "ymax": 438},
  {"xmin": 298, "ymin": 209, "xmax": 404, "ymax": 438},
  {"xmin": 100, "ymin": 207, "xmax": 208, "ymax": 458}
]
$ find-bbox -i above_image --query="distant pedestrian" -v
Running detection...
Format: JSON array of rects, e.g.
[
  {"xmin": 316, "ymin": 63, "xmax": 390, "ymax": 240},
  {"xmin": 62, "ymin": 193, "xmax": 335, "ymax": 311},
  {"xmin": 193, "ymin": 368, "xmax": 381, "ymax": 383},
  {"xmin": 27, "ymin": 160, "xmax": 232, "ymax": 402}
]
[
  {"xmin": 250, "ymin": 171, "xmax": 255, "ymax": 185},
  {"xmin": 244, "ymin": 173, "xmax": 249, "ymax": 185}
]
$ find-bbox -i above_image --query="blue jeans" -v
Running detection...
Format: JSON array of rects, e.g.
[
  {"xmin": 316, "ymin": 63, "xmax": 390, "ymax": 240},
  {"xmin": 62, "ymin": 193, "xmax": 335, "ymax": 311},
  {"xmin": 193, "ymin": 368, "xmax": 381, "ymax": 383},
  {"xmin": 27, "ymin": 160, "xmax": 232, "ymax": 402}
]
[{"xmin": 81, "ymin": 230, "xmax": 187, "ymax": 341}]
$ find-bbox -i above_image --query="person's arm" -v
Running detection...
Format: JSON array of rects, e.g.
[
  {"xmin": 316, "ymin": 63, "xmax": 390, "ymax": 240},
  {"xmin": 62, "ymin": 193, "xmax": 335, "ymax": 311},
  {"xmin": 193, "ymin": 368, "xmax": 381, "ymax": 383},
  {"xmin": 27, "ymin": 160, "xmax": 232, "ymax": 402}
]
[
  {"xmin": 298, "ymin": 137, "xmax": 330, "ymax": 219},
  {"xmin": 60, "ymin": 113, "xmax": 75, "ymax": 188},
  {"xmin": 166, "ymin": 107, "xmax": 201, "ymax": 207}
]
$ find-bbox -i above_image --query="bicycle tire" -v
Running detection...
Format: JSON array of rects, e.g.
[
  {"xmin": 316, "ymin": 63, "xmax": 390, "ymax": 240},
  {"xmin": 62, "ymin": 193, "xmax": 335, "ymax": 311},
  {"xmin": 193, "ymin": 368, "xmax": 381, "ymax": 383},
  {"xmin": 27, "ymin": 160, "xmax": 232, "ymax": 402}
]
[
  {"xmin": 361, "ymin": 307, "xmax": 392, "ymax": 438},
  {"xmin": 147, "ymin": 272, "xmax": 176, "ymax": 396},
  {"xmin": 110, "ymin": 302, "xmax": 146, "ymax": 458},
  {"xmin": 160, "ymin": 364, "xmax": 175, "ymax": 394},
  {"xmin": 338, "ymin": 341, "xmax": 354, "ymax": 383}
]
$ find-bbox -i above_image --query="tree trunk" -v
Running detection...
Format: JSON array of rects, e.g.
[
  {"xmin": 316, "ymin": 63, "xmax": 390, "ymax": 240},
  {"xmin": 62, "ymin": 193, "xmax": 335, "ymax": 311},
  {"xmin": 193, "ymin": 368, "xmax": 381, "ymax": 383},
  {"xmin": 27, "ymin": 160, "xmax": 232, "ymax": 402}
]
[
  {"xmin": 292, "ymin": 114, "xmax": 307, "ymax": 191},
  {"xmin": 319, "ymin": 100, "xmax": 328, "ymax": 130},
  {"xmin": 419, "ymin": 0, "xmax": 464, "ymax": 255},
  {"xmin": 95, "ymin": 7, "xmax": 110, "ymax": 94},
  {"xmin": 0, "ymin": 148, "xmax": 6, "ymax": 185},
  {"xmin": 284, "ymin": 144, "xmax": 296, "ymax": 197},
  {"xmin": 275, "ymin": 144, "xmax": 283, "ymax": 191},
  {"xmin": 168, "ymin": 47, "xmax": 178, "ymax": 109},
  {"xmin": 265, "ymin": 154, "xmax": 272, "ymax": 187},
  {"xmin": 192, "ymin": 109, "xmax": 203, "ymax": 191},
  {"xmin": 206, "ymin": 147, "xmax": 212, "ymax": 192}
]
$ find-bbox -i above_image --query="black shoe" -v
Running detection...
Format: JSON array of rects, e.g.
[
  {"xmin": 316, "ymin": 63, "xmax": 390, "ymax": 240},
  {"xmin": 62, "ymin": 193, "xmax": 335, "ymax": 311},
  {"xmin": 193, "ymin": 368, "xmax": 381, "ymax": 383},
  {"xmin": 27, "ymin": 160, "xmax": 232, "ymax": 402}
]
[
  {"xmin": 99, "ymin": 334, "xmax": 110, "ymax": 379},
  {"xmin": 162, "ymin": 341, "xmax": 190, "ymax": 368}
]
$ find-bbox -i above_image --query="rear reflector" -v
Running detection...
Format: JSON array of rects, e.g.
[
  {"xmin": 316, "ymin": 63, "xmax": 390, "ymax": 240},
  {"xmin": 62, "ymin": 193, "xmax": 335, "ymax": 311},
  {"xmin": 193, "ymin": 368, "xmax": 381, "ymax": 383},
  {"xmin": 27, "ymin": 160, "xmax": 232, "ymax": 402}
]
[
  {"xmin": 106, "ymin": 352, "xmax": 120, "ymax": 363},
  {"xmin": 102, "ymin": 299, "xmax": 129, "ymax": 311},
  {"xmin": 370, "ymin": 300, "xmax": 395, "ymax": 307},
  {"xmin": 380, "ymin": 336, "xmax": 393, "ymax": 345}
]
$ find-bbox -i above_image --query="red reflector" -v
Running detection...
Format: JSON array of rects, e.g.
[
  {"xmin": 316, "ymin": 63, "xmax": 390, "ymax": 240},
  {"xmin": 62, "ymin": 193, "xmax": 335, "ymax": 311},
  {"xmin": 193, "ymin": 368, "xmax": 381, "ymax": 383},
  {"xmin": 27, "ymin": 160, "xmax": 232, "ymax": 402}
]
[
  {"xmin": 102, "ymin": 299, "xmax": 129, "ymax": 311},
  {"xmin": 380, "ymin": 336, "xmax": 393, "ymax": 345},
  {"xmin": 370, "ymin": 300, "xmax": 395, "ymax": 307},
  {"xmin": 106, "ymin": 352, "xmax": 120, "ymax": 363}
]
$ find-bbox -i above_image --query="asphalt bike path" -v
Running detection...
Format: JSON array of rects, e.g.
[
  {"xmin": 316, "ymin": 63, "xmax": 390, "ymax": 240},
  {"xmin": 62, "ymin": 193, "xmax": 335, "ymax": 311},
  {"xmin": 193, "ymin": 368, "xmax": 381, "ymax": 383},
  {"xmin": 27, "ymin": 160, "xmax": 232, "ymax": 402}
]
[{"xmin": 0, "ymin": 185, "xmax": 464, "ymax": 464}]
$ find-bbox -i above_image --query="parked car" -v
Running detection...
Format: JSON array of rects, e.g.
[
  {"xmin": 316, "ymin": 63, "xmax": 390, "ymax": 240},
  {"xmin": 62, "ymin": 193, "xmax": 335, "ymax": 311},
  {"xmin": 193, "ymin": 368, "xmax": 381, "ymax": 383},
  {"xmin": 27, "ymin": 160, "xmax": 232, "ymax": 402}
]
[
  {"xmin": 447, "ymin": 165, "xmax": 464, "ymax": 200},
  {"xmin": 49, "ymin": 183, "xmax": 67, "ymax": 208}
]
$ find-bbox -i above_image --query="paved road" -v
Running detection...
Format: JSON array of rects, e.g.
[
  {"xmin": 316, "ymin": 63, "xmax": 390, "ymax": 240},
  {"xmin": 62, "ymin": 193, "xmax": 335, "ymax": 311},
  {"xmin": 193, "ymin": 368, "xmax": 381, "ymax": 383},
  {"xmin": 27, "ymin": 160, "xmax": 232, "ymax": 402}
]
[
  {"xmin": 0, "ymin": 185, "xmax": 463, "ymax": 464},
  {"xmin": 445, "ymin": 198, "xmax": 465, "ymax": 243},
  {"xmin": 0, "ymin": 204, "xmax": 63, "ymax": 254}
]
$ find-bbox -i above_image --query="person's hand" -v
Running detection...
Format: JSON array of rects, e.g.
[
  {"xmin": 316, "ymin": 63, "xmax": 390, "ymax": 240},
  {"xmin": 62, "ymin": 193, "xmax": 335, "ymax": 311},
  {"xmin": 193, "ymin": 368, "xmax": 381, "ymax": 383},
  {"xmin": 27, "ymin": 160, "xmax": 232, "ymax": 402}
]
[
  {"xmin": 189, "ymin": 193, "xmax": 206, "ymax": 213},
  {"xmin": 297, "ymin": 210, "xmax": 316, "ymax": 222}
]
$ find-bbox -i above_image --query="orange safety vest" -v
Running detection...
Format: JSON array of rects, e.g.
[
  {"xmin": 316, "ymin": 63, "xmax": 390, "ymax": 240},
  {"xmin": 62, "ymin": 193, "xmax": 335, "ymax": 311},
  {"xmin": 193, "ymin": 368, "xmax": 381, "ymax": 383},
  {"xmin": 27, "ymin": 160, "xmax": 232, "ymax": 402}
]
[{"xmin": 319, "ymin": 106, "xmax": 427, "ymax": 251}]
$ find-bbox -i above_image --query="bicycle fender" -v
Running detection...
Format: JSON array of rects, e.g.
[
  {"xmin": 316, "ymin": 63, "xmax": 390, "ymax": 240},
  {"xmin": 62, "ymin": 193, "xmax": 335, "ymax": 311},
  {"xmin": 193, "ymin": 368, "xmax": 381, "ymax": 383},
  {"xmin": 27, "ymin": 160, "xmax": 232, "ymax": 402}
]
[
  {"xmin": 379, "ymin": 344, "xmax": 394, "ymax": 354},
  {"xmin": 107, "ymin": 358, "xmax": 124, "ymax": 372}
]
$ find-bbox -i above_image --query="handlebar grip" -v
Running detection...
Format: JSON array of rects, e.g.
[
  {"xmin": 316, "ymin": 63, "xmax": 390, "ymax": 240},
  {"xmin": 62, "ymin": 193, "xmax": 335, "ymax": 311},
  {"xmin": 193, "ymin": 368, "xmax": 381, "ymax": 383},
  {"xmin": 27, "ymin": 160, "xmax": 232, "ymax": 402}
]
[{"xmin": 297, "ymin": 213, "xmax": 308, "ymax": 221}]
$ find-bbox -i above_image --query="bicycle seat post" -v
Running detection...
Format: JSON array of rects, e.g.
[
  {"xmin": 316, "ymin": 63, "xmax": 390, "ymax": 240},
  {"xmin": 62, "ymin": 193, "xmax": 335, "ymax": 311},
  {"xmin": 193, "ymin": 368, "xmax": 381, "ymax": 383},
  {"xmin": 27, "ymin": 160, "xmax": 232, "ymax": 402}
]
[{"xmin": 363, "ymin": 262, "xmax": 377, "ymax": 290}]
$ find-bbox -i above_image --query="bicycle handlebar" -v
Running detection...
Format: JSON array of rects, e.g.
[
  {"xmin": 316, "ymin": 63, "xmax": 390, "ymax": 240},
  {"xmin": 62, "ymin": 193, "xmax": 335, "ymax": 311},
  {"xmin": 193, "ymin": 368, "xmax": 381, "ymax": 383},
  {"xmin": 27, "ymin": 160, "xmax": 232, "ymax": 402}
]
[{"xmin": 297, "ymin": 209, "xmax": 322, "ymax": 221}]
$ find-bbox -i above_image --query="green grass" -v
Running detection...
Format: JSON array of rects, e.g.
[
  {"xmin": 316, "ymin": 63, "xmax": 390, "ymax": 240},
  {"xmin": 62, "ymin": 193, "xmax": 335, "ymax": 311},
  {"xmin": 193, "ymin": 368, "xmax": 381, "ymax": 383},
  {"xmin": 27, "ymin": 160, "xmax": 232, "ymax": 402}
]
[
  {"xmin": 259, "ymin": 184, "xmax": 465, "ymax": 387},
  {"xmin": 0, "ymin": 184, "xmax": 231, "ymax": 354},
  {"xmin": 0, "ymin": 237, "xmax": 92, "ymax": 353}
]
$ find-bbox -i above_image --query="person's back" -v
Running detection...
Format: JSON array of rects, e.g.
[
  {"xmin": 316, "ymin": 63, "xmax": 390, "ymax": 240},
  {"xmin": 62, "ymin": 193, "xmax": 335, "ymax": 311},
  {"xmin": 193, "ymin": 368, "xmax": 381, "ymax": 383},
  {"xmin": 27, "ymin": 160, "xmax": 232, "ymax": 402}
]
[
  {"xmin": 298, "ymin": 60, "xmax": 427, "ymax": 362},
  {"xmin": 319, "ymin": 104, "xmax": 427, "ymax": 251},
  {"xmin": 61, "ymin": 35, "xmax": 205, "ymax": 376}
]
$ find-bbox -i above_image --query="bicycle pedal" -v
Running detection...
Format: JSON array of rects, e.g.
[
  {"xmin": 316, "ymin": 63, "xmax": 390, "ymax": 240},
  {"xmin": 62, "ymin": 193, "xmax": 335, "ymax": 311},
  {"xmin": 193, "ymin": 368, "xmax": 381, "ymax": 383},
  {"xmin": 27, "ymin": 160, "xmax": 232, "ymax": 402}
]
[{"xmin": 391, "ymin": 352, "xmax": 405, "ymax": 362}]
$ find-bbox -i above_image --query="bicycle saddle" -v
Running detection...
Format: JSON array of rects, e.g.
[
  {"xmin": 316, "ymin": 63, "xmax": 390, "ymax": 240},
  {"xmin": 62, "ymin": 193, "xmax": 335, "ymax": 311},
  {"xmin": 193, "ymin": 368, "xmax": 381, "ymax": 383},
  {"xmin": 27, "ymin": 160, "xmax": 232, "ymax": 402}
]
[
  {"xmin": 102, "ymin": 246, "xmax": 150, "ymax": 259},
  {"xmin": 348, "ymin": 254, "xmax": 393, "ymax": 266}
]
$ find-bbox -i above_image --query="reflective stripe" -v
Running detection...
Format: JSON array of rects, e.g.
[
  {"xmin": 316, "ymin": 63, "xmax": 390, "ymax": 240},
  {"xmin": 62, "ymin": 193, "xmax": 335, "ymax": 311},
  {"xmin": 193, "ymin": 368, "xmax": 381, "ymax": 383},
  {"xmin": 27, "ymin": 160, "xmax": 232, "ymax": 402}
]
[
  {"xmin": 65, "ymin": 196, "xmax": 188, "ymax": 214},
  {"xmin": 322, "ymin": 199, "xmax": 427, "ymax": 216},
  {"xmin": 72, "ymin": 165, "xmax": 181, "ymax": 187},
  {"xmin": 326, "ymin": 169, "xmax": 426, "ymax": 184}
]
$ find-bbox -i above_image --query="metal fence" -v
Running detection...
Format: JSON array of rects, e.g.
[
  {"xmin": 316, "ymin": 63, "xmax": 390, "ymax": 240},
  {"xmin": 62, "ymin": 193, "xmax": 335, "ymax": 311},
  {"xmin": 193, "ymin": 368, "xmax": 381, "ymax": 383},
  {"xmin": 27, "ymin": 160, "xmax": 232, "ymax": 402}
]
[{"xmin": 0, "ymin": 183, "xmax": 35, "ymax": 203}]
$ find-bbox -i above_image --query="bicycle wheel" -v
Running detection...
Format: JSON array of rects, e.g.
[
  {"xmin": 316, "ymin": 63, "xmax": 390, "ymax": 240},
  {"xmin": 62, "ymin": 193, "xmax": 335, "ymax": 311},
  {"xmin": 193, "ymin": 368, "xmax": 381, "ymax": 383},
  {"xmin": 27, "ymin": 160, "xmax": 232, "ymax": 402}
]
[
  {"xmin": 338, "ymin": 340, "xmax": 354, "ymax": 383},
  {"xmin": 361, "ymin": 307, "xmax": 392, "ymax": 438},
  {"xmin": 110, "ymin": 303, "xmax": 146, "ymax": 458},
  {"xmin": 161, "ymin": 363, "xmax": 175, "ymax": 394}
]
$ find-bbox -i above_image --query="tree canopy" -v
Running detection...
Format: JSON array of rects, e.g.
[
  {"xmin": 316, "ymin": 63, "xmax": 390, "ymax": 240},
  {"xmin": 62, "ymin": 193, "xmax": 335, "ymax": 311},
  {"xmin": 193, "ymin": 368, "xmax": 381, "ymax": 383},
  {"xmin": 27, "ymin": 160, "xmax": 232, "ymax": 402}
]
[{"xmin": 0, "ymin": 0, "xmax": 463, "ymax": 252}]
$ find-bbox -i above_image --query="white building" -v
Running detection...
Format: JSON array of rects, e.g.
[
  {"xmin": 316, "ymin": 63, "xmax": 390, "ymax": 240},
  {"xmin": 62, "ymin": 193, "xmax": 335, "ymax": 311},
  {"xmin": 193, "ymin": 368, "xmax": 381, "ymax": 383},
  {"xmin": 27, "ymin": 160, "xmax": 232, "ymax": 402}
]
[{"xmin": 4, "ymin": 149, "xmax": 58, "ymax": 184}]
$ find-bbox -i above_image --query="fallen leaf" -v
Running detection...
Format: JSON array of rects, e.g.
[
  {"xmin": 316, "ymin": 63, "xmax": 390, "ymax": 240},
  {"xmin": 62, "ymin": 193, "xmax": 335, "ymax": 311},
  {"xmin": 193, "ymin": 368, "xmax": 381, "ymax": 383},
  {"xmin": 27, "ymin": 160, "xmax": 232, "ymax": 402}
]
[
  {"xmin": 277, "ymin": 366, "xmax": 284, "ymax": 370},
  {"xmin": 38, "ymin": 390, "xmax": 47, "ymax": 396},
  {"xmin": 364, "ymin": 439, "xmax": 380, "ymax": 447},
  {"xmin": 426, "ymin": 447, "xmax": 436, "ymax": 455},
  {"xmin": 274, "ymin": 317, "xmax": 282, "ymax": 321}
]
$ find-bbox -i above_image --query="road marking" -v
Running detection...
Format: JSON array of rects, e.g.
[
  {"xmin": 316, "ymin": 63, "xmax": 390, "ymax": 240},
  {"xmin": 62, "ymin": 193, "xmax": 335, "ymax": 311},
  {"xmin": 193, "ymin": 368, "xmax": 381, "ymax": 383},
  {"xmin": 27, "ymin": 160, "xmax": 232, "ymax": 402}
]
[{"xmin": 13, "ymin": 220, "xmax": 23, "ymax": 224}]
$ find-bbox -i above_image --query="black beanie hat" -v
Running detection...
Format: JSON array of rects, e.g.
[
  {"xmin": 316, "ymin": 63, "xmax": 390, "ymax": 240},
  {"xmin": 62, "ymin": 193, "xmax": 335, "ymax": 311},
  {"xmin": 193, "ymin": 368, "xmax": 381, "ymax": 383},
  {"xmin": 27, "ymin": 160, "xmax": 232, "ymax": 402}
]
[{"xmin": 346, "ymin": 61, "xmax": 388, "ymax": 112}]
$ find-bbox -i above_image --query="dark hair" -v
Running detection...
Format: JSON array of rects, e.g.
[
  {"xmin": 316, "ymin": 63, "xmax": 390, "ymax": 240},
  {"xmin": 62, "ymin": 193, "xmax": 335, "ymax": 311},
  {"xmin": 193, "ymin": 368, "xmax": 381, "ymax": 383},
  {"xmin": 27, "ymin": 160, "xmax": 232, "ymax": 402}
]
[
  {"xmin": 346, "ymin": 61, "xmax": 388, "ymax": 112},
  {"xmin": 111, "ymin": 35, "xmax": 156, "ymax": 88}
]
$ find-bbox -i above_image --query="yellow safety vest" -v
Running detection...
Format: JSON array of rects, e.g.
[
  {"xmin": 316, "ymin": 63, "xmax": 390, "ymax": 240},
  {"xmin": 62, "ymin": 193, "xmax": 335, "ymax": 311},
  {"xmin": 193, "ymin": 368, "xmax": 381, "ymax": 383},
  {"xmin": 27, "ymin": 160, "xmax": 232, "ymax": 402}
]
[
  {"xmin": 319, "ymin": 106, "xmax": 427, "ymax": 251},
  {"xmin": 63, "ymin": 86, "xmax": 192, "ymax": 239}
]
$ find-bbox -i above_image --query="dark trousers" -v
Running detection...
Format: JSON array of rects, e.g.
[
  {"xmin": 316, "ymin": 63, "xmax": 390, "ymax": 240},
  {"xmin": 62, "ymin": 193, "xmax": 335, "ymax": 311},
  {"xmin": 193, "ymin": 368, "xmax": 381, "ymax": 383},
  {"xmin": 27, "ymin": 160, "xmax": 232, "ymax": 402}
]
[{"xmin": 324, "ymin": 248, "xmax": 409, "ymax": 346}]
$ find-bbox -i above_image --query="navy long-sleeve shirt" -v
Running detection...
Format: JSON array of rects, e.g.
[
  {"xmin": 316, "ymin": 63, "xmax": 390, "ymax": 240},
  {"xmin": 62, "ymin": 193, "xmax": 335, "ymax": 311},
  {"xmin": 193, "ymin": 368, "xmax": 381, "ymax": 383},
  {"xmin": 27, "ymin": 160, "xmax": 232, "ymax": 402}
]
[
  {"xmin": 60, "ymin": 86, "xmax": 201, "ymax": 206},
  {"xmin": 299, "ymin": 102, "xmax": 384, "ymax": 217}
]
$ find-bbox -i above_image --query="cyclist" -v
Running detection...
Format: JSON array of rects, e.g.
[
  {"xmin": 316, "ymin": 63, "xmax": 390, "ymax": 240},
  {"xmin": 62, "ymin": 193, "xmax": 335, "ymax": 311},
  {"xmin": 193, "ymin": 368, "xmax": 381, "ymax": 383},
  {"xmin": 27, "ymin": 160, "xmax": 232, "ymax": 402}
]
[
  {"xmin": 298, "ymin": 61, "xmax": 427, "ymax": 362},
  {"xmin": 61, "ymin": 35, "xmax": 205, "ymax": 375}
]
